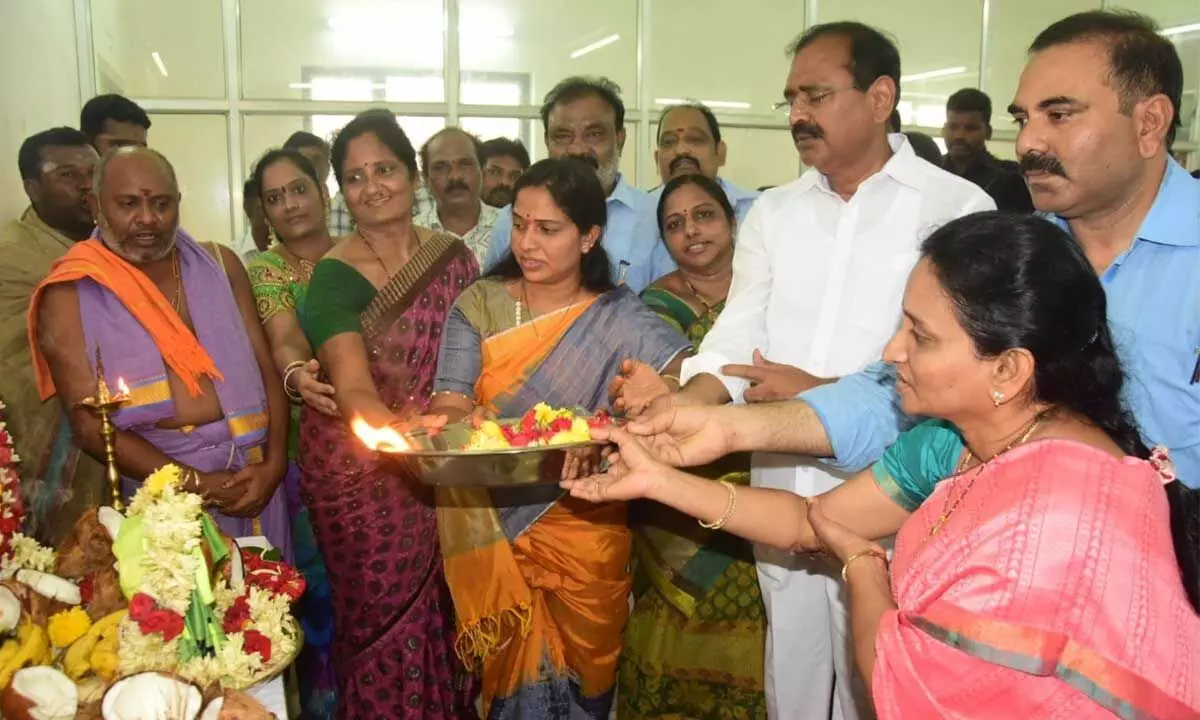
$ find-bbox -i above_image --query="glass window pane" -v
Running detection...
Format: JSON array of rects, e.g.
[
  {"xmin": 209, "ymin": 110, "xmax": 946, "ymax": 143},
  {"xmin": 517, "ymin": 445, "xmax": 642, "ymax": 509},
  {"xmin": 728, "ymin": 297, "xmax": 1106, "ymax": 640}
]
[
  {"xmin": 984, "ymin": 0, "xmax": 1098, "ymax": 115},
  {"xmin": 457, "ymin": 0, "xmax": 638, "ymax": 107},
  {"xmin": 240, "ymin": 0, "xmax": 445, "ymax": 101},
  {"xmin": 1115, "ymin": 1, "xmax": 1200, "ymax": 144},
  {"xmin": 148, "ymin": 115, "xmax": 231, "ymax": 247},
  {"xmin": 90, "ymin": 0, "xmax": 224, "ymax": 98},
  {"xmin": 717, "ymin": 127, "xmax": 800, "ymax": 191},
  {"xmin": 649, "ymin": 0, "xmax": 804, "ymax": 117},
  {"xmin": 460, "ymin": 117, "xmax": 531, "ymax": 149},
  {"xmin": 817, "ymin": 0, "xmax": 984, "ymax": 130}
]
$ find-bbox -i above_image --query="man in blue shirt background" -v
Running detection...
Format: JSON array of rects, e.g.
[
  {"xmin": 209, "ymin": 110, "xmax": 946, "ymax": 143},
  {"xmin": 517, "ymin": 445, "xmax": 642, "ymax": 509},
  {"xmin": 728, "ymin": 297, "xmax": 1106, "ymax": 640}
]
[
  {"xmin": 645, "ymin": 102, "xmax": 760, "ymax": 276},
  {"xmin": 484, "ymin": 76, "xmax": 674, "ymax": 292}
]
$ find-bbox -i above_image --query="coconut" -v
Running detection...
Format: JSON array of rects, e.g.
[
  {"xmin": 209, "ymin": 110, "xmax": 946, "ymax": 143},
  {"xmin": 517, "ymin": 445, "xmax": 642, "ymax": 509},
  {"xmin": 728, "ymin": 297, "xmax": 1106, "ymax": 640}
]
[
  {"xmin": 0, "ymin": 665, "xmax": 79, "ymax": 720},
  {"xmin": 13, "ymin": 570, "xmax": 81, "ymax": 605},
  {"xmin": 0, "ymin": 585, "xmax": 20, "ymax": 635},
  {"xmin": 97, "ymin": 507, "xmax": 124, "ymax": 541},
  {"xmin": 198, "ymin": 690, "xmax": 273, "ymax": 720},
  {"xmin": 100, "ymin": 672, "xmax": 203, "ymax": 720}
]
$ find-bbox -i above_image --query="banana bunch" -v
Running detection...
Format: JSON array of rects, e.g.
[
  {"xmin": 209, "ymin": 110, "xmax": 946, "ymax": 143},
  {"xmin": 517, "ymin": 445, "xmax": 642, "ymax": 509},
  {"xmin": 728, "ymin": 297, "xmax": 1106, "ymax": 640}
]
[
  {"xmin": 62, "ymin": 609, "xmax": 124, "ymax": 682},
  {"xmin": 0, "ymin": 620, "xmax": 50, "ymax": 688}
]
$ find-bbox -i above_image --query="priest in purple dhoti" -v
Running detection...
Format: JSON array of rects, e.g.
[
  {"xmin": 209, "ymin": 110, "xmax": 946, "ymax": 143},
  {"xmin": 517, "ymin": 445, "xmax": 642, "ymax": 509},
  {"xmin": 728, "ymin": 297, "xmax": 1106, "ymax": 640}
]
[{"xmin": 26, "ymin": 146, "xmax": 290, "ymax": 557}]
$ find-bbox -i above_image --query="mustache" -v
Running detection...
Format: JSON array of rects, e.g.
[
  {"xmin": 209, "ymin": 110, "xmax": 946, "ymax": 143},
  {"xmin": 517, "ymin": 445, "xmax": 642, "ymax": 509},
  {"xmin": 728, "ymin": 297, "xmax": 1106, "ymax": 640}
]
[
  {"xmin": 791, "ymin": 121, "xmax": 824, "ymax": 141},
  {"xmin": 484, "ymin": 186, "xmax": 513, "ymax": 204},
  {"xmin": 566, "ymin": 153, "xmax": 600, "ymax": 170},
  {"xmin": 444, "ymin": 179, "xmax": 470, "ymax": 193},
  {"xmin": 1018, "ymin": 152, "xmax": 1068, "ymax": 178},
  {"xmin": 669, "ymin": 154, "xmax": 701, "ymax": 174}
]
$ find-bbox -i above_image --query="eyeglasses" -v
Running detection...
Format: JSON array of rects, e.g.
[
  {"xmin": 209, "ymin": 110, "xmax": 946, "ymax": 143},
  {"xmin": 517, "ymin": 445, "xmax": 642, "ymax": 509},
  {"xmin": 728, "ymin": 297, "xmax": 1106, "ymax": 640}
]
[{"xmin": 772, "ymin": 86, "xmax": 854, "ymax": 116}]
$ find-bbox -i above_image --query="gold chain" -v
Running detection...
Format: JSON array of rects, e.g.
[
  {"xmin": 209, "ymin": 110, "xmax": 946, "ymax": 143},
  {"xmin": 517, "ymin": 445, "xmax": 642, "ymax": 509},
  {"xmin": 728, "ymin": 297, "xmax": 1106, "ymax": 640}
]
[
  {"xmin": 170, "ymin": 249, "xmax": 183, "ymax": 315},
  {"xmin": 518, "ymin": 279, "xmax": 581, "ymax": 339},
  {"xmin": 682, "ymin": 276, "xmax": 715, "ymax": 313},
  {"xmin": 925, "ymin": 410, "xmax": 1049, "ymax": 541}
]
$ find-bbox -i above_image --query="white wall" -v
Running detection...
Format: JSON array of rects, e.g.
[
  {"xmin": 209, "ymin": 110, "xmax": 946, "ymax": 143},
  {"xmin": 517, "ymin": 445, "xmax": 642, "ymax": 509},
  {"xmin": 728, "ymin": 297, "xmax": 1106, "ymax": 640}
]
[{"xmin": 0, "ymin": 0, "xmax": 82, "ymax": 224}]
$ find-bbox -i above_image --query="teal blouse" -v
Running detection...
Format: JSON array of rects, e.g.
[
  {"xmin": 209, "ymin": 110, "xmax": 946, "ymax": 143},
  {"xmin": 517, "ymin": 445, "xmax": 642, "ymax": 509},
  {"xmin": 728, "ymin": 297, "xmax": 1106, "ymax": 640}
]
[{"xmin": 871, "ymin": 419, "xmax": 965, "ymax": 511}]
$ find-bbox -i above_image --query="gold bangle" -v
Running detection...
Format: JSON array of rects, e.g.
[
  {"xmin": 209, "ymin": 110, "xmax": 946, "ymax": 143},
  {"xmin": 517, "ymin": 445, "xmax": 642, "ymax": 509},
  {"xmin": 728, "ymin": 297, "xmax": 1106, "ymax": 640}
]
[
  {"xmin": 698, "ymin": 479, "xmax": 737, "ymax": 530},
  {"xmin": 841, "ymin": 548, "xmax": 888, "ymax": 582},
  {"xmin": 661, "ymin": 373, "xmax": 681, "ymax": 389}
]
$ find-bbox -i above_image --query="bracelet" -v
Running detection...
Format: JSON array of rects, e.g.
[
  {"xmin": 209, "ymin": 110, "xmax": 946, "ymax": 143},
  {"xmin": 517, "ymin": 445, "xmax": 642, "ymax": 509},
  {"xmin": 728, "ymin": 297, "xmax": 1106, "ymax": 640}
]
[
  {"xmin": 661, "ymin": 374, "xmax": 681, "ymax": 389},
  {"xmin": 698, "ymin": 479, "xmax": 737, "ymax": 530},
  {"xmin": 282, "ymin": 360, "xmax": 306, "ymax": 403},
  {"xmin": 841, "ymin": 548, "xmax": 888, "ymax": 582}
]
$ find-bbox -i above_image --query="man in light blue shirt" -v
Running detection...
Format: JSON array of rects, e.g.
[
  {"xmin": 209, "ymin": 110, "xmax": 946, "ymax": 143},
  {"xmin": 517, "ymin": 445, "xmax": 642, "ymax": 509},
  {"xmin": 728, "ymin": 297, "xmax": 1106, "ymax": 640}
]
[
  {"xmin": 484, "ymin": 76, "xmax": 673, "ymax": 292},
  {"xmin": 645, "ymin": 102, "xmax": 760, "ymax": 275}
]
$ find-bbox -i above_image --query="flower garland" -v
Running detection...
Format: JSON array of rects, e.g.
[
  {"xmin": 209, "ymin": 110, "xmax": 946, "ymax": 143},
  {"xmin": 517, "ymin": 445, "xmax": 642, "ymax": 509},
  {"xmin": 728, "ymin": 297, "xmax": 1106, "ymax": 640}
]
[
  {"xmin": 0, "ymin": 399, "xmax": 56, "ymax": 579},
  {"xmin": 116, "ymin": 464, "xmax": 302, "ymax": 689}
]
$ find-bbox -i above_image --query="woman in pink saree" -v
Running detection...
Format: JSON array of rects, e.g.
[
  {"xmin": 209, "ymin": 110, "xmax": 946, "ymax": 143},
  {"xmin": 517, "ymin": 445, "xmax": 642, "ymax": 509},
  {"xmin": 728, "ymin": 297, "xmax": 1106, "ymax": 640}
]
[{"xmin": 568, "ymin": 212, "xmax": 1200, "ymax": 718}]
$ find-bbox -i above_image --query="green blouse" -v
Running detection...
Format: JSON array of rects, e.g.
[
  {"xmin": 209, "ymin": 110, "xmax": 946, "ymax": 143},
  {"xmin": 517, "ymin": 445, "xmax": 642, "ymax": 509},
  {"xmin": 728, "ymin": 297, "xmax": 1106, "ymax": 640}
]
[
  {"xmin": 871, "ymin": 419, "xmax": 964, "ymax": 511},
  {"xmin": 302, "ymin": 258, "xmax": 379, "ymax": 351}
]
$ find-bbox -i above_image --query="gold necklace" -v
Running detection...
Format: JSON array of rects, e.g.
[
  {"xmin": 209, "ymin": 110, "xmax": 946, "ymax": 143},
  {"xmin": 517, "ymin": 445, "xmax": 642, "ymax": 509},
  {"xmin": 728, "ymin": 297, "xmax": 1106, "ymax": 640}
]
[
  {"xmin": 276, "ymin": 243, "xmax": 324, "ymax": 283},
  {"xmin": 170, "ymin": 249, "xmax": 183, "ymax": 315},
  {"xmin": 518, "ymin": 280, "xmax": 582, "ymax": 338},
  {"xmin": 925, "ymin": 410, "xmax": 1049, "ymax": 540},
  {"xmin": 682, "ymin": 275, "xmax": 717, "ymax": 313}
]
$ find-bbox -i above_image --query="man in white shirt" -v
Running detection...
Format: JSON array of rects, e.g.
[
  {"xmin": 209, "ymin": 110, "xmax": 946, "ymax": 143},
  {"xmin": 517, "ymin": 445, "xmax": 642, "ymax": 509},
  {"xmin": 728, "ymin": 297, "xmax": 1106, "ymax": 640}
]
[
  {"xmin": 673, "ymin": 21, "xmax": 994, "ymax": 719},
  {"xmin": 416, "ymin": 127, "xmax": 500, "ymax": 263}
]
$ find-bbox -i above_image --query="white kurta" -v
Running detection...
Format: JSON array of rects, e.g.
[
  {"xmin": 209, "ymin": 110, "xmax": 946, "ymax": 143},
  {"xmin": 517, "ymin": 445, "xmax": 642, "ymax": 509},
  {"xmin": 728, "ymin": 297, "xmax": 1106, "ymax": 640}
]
[{"xmin": 681, "ymin": 135, "xmax": 995, "ymax": 719}]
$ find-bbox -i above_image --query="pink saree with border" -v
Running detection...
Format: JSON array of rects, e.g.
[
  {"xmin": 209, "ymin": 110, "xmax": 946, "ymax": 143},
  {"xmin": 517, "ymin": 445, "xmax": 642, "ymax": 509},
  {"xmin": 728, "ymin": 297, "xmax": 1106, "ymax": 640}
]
[{"xmin": 874, "ymin": 439, "xmax": 1200, "ymax": 719}]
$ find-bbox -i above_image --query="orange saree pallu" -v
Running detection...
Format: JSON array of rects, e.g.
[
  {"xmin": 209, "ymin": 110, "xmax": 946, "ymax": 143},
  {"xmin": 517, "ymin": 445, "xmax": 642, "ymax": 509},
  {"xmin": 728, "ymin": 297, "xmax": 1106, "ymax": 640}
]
[{"xmin": 873, "ymin": 440, "xmax": 1200, "ymax": 719}]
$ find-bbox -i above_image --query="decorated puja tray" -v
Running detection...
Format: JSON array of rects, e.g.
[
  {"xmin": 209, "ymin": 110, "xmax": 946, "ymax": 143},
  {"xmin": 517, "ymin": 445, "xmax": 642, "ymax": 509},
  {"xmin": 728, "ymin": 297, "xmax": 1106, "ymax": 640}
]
[
  {"xmin": 400, "ymin": 421, "xmax": 608, "ymax": 488},
  {"xmin": 358, "ymin": 405, "xmax": 622, "ymax": 487}
]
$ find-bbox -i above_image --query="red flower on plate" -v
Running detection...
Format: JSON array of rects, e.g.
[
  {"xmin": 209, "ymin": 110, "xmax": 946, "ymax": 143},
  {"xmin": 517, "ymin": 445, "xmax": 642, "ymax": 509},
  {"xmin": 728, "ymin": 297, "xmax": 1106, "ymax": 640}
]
[
  {"xmin": 223, "ymin": 594, "xmax": 252, "ymax": 633},
  {"xmin": 137, "ymin": 608, "xmax": 185, "ymax": 641},
  {"xmin": 242, "ymin": 629, "xmax": 272, "ymax": 663},
  {"xmin": 129, "ymin": 592, "xmax": 156, "ymax": 622}
]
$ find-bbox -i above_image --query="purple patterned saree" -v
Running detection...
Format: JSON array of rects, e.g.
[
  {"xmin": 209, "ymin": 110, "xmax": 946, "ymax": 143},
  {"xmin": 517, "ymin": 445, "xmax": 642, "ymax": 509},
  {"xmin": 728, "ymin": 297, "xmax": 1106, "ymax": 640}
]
[{"xmin": 297, "ymin": 232, "xmax": 479, "ymax": 719}]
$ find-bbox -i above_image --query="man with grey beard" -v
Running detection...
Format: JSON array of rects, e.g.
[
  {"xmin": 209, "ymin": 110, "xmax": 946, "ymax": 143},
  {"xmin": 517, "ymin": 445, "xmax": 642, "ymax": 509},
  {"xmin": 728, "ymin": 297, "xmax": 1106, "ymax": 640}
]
[
  {"xmin": 29, "ymin": 146, "xmax": 293, "ymax": 550},
  {"xmin": 483, "ymin": 76, "xmax": 672, "ymax": 291}
]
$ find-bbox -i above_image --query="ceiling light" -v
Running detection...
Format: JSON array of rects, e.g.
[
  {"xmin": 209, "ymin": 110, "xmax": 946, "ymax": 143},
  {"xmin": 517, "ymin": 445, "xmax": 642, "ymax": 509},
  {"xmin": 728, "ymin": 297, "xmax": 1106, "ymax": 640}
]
[
  {"xmin": 151, "ymin": 51, "xmax": 168, "ymax": 78},
  {"xmin": 900, "ymin": 66, "xmax": 967, "ymax": 83},
  {"xmin": 1161, "ymin": 23, "xmax": 1200, "ymax": 37},
  {"xmin": 570, "ymin": 34, "xmax": 620, "ymax": 59}
]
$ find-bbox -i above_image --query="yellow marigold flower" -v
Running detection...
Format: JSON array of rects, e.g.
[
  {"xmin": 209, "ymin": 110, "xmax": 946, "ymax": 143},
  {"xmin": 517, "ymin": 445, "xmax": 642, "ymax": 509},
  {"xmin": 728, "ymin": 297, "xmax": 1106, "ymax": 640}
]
[
  {"xmin": 144, "ymin": 464, "xmax": 182, "ymax": 498},
  {"xmin": 48, "ymin": 606, "xmax": 92, "ymax": 647}
]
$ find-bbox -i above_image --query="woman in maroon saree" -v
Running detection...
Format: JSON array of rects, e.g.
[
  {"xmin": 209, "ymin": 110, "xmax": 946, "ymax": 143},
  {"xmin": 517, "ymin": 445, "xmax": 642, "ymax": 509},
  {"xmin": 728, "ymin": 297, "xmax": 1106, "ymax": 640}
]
[{"xmin": 298, "ymin": 110, "xmax": 478, "ymax": 719}]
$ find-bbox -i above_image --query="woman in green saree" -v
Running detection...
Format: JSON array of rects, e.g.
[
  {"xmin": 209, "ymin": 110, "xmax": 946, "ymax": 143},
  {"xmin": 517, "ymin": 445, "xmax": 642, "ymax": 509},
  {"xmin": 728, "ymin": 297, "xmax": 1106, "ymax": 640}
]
[
  {"xmin": 621, "ymin": 173, "xmax": 766, "ymax": 719},
  {"xmin": 245, "ymin": 148, "xmax": 338, "ymax": 719}
]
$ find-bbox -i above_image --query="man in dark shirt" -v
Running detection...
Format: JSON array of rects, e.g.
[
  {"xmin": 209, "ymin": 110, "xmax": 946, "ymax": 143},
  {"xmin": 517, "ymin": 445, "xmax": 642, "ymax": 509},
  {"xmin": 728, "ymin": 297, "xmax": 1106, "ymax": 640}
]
[{"xmin": 942, "ymin": 88, "xmax": 1034, "ymax": 211}]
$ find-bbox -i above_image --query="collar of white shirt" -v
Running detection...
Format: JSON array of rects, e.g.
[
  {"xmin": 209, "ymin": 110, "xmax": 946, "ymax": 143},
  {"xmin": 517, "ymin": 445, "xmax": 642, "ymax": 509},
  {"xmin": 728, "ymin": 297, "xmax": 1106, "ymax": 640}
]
[{"xmin": 797, "ymin": 133, "xmax": 929, "ymax": 197}]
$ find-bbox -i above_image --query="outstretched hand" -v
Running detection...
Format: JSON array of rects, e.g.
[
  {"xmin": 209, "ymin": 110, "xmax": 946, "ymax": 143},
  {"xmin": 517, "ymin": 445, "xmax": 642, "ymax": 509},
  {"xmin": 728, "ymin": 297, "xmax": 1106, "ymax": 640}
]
[
  {"xmin": 609, "ymin": 359, "xmax": 674, "ymax": 417},
  {"xmin": 561, "ymin": 425, "xmax": 673, "ymax": 502}
]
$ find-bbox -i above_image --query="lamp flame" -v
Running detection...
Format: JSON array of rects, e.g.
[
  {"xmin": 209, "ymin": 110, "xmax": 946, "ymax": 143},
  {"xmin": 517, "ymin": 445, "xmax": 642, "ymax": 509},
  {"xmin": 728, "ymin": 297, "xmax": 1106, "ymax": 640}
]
[
  {"xmin": 351, "ymin": 416, "xmax": 411, "ymax": 453},
  {"xmin": 117, "ymin": 378, "xmax": 130, "ymax": 396}
]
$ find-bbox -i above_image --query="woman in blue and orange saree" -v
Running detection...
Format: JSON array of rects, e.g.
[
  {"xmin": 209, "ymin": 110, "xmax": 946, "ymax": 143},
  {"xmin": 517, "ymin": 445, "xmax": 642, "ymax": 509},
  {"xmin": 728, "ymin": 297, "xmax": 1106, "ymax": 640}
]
[
  {"xmin": 428, "ymin": 157, "xmax": 692, "ymax": 719},
  {"xmin": 298, "ymin": 111, "xmax": 478, "ymax": 719}
]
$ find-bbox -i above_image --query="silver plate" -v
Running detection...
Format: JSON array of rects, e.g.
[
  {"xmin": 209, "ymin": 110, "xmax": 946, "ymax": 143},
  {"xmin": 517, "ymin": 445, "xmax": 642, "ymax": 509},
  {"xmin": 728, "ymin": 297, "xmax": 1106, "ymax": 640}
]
[{"xmin": 393, "ymin": 420, "xmax": 608, "ymax": 487}]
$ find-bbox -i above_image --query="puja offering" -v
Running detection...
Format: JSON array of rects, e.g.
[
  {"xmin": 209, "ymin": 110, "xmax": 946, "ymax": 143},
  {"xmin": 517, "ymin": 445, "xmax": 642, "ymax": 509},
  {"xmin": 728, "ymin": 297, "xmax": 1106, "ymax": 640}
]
[
  {"xmin": 0, "ymin": 452, "xmax": 300, "ymax": 719},
  {"xmin": 353, "ymin": 403, "xmax": 618, "ymax": 487}
]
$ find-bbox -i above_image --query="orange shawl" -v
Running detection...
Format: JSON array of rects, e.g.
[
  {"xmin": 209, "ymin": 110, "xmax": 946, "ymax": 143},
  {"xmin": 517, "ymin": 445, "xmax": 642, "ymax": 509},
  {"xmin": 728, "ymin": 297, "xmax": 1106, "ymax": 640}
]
[{"xmin": 28, "ymin": 238, "xmax": 221, "ymax": 401}]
